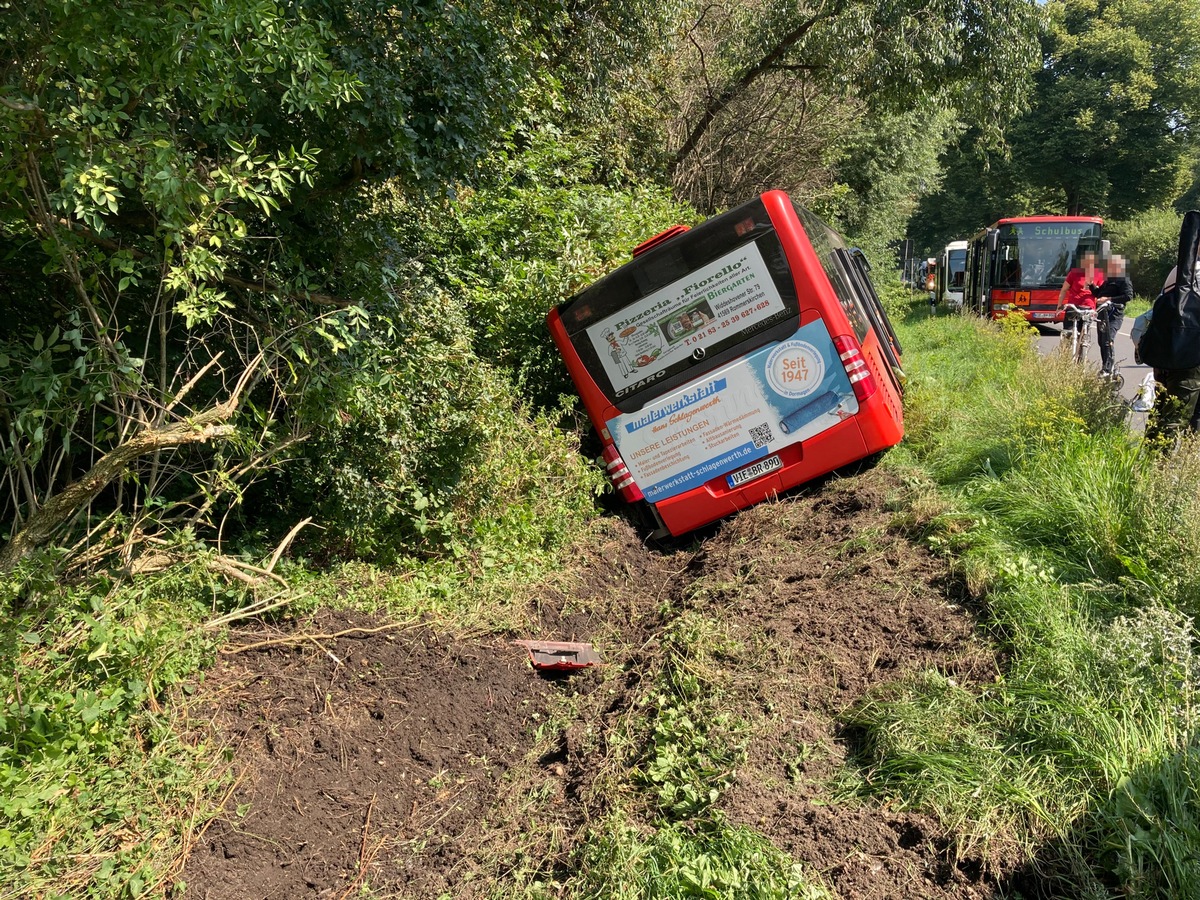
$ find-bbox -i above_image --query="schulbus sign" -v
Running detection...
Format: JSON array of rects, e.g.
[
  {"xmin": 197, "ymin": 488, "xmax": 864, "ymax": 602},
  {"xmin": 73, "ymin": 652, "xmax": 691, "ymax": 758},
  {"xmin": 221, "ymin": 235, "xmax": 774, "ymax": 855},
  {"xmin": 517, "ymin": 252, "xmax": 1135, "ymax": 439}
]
[
  {"xmin": 1004, "ymin": 223, "xmax": 1095, "ymax": 239},
  {"xmin": 585, "ymin": 242, "xmax": 787, "ymax": 396},
  {"xmin": 607, "ymin": 318, "xmax": 858, "ymax": 503}
]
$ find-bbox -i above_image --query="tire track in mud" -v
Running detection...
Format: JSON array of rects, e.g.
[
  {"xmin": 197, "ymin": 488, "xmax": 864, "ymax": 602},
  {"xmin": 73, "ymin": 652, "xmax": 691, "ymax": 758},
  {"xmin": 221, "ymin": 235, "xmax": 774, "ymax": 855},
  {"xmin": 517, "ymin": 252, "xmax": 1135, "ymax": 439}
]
[{"xmin": 182, "ymin": 468, "xmax": 1010, "ymax": 899}]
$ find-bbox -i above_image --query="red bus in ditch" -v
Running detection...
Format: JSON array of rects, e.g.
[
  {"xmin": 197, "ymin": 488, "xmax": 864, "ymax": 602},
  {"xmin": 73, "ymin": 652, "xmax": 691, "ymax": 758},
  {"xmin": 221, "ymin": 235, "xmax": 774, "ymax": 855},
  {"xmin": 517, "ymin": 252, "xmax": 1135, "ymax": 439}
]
[
  {"xmin": 962, "ymin": 215, "xmax": 1108, "ymax": 322},
  {"xmin": 546, "ymin": 191, "xmax": 905, "ymax": 538}
]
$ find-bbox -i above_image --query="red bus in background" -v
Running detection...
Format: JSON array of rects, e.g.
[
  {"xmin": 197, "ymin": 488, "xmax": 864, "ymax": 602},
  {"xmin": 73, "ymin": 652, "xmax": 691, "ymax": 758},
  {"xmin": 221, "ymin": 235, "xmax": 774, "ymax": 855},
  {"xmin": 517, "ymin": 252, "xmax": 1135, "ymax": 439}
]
[
  {"xmin": 922, "ymin": 258, "xmax": 937, "ymax": 294},
  {"xmin": 963, "ymin": 216, "xmax": 1108, "ymax": 322},
  {"xmin": 546, "ymin": 191, "xmax": 905, "ymax": 538}
]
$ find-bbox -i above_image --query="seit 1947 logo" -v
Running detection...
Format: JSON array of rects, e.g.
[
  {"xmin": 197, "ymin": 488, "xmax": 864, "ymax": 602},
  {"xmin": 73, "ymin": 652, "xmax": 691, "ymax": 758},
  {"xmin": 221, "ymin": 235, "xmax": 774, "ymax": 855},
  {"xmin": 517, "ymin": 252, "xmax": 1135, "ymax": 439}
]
[{"xmin": 765, "ymin": 340, "xmax": 824, "ymax": 399}]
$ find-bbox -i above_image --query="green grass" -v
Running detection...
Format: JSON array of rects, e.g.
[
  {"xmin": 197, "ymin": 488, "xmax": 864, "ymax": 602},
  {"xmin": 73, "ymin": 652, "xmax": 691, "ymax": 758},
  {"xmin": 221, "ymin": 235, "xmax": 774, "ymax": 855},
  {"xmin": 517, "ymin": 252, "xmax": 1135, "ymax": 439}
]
[
  {"xmin": 570, "ymin": 810, "xmax": 833, "ymax": 900},
  {"xmin": 0, "ymin": 565, "xmax": 224, "ymax": 900},
  {"xmin": 851, "ymin": 293, "xmax": 1200, "ymax": 896}
]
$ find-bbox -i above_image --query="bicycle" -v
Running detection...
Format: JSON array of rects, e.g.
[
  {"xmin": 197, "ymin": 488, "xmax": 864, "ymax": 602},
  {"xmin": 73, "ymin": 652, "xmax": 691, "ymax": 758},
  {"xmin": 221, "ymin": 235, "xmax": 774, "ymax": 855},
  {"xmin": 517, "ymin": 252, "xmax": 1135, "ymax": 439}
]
[
  {"xmin": 1059, "ymin": 301, "xmax": 1098, "ymax": 365},
  {"xmin": 1058, "ymin": 300, "xmax": 1126, "ymax": 394}
]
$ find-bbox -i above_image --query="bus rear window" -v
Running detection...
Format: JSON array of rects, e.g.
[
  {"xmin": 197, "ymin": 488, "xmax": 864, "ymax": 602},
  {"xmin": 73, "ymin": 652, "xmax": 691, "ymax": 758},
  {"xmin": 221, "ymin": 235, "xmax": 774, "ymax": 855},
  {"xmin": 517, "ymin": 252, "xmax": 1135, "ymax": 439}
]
[{"xmin": 558, "ymin": 200, "xmax": 800, "ymax": 408}]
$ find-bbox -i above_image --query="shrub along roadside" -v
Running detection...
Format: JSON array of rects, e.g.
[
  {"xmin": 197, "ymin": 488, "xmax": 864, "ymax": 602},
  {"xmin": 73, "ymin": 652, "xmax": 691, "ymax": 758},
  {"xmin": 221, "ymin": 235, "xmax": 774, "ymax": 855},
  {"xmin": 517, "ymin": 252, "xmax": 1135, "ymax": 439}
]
[
  {"xmin": 0, "ymin": 148, "xmax": 655, "ymax": 896},
  {"xmin": 848, "ymin": 295, "xmax": 1200, "ymax": 896},
  {"xmin": 0, "ymin": 405, "xmax": 607, "ymax": 900}
]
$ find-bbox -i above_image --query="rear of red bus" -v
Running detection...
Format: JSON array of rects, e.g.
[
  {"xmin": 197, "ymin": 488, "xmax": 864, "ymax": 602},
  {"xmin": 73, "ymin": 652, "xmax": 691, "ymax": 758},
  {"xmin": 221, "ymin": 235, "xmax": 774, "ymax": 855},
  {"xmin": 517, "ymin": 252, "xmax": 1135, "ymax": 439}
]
[
  {"xmin": 968, "ymin": 216, "xmax": 1105, "ymax": 322},
  {"xmin": 545, "ymin": 191, "xmax": 905, "ymax": 538}
]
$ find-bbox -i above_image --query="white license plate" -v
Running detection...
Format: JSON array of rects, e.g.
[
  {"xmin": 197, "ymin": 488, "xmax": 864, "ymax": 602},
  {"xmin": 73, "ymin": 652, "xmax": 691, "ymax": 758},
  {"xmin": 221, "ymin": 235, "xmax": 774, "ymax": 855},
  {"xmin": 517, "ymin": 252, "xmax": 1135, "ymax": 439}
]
[
  {"xmin": 1032, "ymin": 312, "xmax": 1054, "ymax": 319},
  {"xmin": 727, "ymin": 454, "xmax": 782, "ymax": 488}
]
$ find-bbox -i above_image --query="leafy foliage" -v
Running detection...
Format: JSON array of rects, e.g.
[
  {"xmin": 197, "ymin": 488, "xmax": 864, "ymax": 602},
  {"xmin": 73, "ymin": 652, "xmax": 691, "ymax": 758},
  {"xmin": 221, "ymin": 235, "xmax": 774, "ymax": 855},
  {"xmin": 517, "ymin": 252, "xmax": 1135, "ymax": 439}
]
[
  {"xmin": 423, "ymin": 132, "xmax": 699, "ymax": 406},
  {"xmin": 0, "ymin": 564, "xmax": 221, "ymax": 898},
  {"xmin": 819, "ymin": 106, "xmax": 957, "ymax": 261},
  {"xmin": 912, "ymin": 0, "xmax": 1200, "ymax": 248},
  {"xmin": 0, "ymin": 0, "xmax": 577, "ymax": 575},
  {"xmin": 290, "ymin": 313, "xmax": 606, "ymax": 566},
  {"xmin": 575, "ymin": 812, "xmax": 833, "ymax": 900},
  {"xmin": 1, "ymin": 0, "xmax": 354, "ymax": 570},
  {"xmin": 1105, "ymin": 206, "xmax": 1184, "ymax": 297},
  {"xmin": 665, "ymin": 0, "xmax": 1041, "ymax": 218},
  {"xmin": 1015, "ymin": 0, "xmax": 1200, "ymax": 216}
]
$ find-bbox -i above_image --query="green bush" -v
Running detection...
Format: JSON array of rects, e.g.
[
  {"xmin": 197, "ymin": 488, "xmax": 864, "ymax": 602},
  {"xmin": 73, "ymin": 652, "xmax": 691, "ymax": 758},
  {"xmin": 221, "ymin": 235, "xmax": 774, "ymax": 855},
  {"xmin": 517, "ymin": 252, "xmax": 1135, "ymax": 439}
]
[
  {"xmin": 273, "ymin": 133, "xmax": 699, "ymax": 566},
  {"xmin": 574, "ymin": 812, "xmax": 833, "ymax": 900},
  {"xmin": 290, "ymin": 281, "xmax": 604, "ymax": 565},
  {"xmin": 289, "ymin": 283, "xmax": 488, "ymax": 563},
  {"xmin": 423, "ymin": 131, "xmax": 699, "ymax": 408},
  {"xmin": 1106, "ymin": 207, "xmax": 1182, "ymax": 299},
  {"xmin": 0, "ymin": 565, "xmax": 220, "ymax": 898}
]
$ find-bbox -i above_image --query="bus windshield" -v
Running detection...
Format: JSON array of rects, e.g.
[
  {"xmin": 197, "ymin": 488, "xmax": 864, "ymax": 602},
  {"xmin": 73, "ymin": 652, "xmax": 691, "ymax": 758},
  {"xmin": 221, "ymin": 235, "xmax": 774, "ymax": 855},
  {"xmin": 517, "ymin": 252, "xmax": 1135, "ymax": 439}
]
[
  {"xmin": 947, "ymin": 248, "xmax": 966, "ymax": 288},
  {"xmin": 992, "ymin": 221, "xmax": 1102, "ymax": 289}
]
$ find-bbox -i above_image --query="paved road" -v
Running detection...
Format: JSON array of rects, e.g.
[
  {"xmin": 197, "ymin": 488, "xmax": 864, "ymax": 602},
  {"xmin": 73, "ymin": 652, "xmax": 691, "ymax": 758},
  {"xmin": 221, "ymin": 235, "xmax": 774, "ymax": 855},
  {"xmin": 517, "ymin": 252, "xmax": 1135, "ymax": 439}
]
[{"xmin": 1033, "ymin": 313, "xmax": 1151, "ymax": 410}]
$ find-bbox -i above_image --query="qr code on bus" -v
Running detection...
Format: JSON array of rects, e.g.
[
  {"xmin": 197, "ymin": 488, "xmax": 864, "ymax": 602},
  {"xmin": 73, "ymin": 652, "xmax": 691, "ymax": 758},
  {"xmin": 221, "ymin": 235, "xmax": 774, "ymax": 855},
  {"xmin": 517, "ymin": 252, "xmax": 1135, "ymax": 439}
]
[{"xmin": 749, "ymin": 422, "xmax": 773, "ymax": 448}]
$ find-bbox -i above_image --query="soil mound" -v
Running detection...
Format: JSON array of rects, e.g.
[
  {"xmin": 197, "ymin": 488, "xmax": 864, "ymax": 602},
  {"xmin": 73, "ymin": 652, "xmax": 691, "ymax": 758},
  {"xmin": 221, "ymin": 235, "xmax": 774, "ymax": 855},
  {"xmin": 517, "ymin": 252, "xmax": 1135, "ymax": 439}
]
[{"xmin": 182, "ymin": 469, "xmax": 1009, "ymax": 899}]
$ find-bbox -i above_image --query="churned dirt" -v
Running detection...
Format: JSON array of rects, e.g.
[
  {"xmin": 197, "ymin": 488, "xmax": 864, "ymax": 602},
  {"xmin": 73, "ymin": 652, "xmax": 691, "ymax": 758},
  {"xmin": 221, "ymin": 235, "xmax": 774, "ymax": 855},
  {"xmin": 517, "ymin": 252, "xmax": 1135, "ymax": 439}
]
[{"xmin": 180, "ymin": 467, "xmax": 1021, "ymax": 900}]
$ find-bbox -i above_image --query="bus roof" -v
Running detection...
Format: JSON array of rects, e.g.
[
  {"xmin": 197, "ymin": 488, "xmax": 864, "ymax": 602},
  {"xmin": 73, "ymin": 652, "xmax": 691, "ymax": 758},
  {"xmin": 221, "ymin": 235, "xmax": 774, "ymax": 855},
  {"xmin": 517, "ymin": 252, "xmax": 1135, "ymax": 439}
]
[{"xmin": 987, "ymin": 215, "xmax": 1103, "ymax": 226}]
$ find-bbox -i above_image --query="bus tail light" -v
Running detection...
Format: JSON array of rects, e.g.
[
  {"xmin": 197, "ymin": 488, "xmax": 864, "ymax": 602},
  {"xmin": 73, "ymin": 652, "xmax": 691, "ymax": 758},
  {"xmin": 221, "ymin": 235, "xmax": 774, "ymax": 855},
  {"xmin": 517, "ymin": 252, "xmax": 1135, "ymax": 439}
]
[
  {"xmin": 601, "ymin": 444, "xmax": 644, "ymax": 501},
  {"xmin": 833, "ymin": 334, "xmax": 878, "ymax": 403}
]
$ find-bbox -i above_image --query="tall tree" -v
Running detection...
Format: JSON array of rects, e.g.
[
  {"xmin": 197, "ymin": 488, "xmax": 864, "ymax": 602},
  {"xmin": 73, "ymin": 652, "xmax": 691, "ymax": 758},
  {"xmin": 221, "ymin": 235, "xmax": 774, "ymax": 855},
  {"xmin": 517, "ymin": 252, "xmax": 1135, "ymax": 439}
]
[
  {"xmin": 0, "ymin": 0, "xmax": 560, "ymax": 572},
  {"xmin": 666, "ymin": 0, "xmax": 1043, "ymax": 215},
  {"xmin": 908, "ymin": 0, "xmax": 1200, "ymax": 253},
  {"xmin": 1009, "ymin": 0, "xmax": 1199, "ymax": 216},
  {"xmin": 907, "ymin": 133, "xmax": 1066, "ymax": 254}
]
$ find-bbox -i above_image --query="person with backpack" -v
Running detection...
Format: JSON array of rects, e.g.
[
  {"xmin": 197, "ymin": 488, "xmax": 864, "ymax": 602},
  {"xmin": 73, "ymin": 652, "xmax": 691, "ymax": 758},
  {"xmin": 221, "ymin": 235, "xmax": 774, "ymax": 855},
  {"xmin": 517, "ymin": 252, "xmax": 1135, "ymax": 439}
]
[{"xmin": 1137, "ymin": 211, "xmax": 1200, "ymax": 443}]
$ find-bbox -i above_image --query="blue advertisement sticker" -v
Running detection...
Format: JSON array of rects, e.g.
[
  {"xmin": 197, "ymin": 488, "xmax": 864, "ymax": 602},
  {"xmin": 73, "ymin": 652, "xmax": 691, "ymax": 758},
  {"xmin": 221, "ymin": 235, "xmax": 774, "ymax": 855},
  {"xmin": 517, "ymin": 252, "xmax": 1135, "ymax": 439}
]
[{"xmin": 608, "ymin": 319, "xmax": 858, "ymax": 503}]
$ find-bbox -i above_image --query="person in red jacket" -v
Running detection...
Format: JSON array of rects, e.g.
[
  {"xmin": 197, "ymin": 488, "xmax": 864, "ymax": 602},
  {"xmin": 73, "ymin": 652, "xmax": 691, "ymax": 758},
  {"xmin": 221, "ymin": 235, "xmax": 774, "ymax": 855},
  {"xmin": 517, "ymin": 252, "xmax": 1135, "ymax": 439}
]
[{"xmin": 1055, "ymin": 251, "xmax": 1101, "ymax": 353}]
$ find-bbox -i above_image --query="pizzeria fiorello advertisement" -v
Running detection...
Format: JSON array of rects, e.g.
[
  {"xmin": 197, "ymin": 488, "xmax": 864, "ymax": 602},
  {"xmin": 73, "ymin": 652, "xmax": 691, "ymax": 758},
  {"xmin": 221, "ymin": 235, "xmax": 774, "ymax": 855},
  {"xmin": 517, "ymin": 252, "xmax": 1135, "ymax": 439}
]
[
  {"xmin": 586, "ymin": 242, "xmax": 787, "ymax": 396},
  {"xmin": 607, "ymin": 320, "xmax": 859, "ymax": 503}
]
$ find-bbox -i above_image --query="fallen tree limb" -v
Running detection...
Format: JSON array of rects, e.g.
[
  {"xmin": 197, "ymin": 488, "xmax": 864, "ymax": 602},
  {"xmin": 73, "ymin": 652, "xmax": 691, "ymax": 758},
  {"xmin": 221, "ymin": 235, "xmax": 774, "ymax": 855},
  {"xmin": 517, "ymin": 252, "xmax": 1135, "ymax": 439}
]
[
  {"xmin": 0, "ymin": 404, "xmax": 238, "ymax": 574},
  {"xmin": 219, "ymin": 621, "xmax": 424, "ymax": 652}
]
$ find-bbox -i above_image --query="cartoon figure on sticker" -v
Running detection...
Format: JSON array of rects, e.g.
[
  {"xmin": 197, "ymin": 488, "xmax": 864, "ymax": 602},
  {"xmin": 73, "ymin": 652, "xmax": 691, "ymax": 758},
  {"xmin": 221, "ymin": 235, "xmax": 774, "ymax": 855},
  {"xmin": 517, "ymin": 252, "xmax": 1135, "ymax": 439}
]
[
  {"xmin": 611, "ymin": 324, "xmax": 665, "ymax": 369},
  {"xmin": 604, "ymin": 331, "xmax": 635, "ymax": 376}
]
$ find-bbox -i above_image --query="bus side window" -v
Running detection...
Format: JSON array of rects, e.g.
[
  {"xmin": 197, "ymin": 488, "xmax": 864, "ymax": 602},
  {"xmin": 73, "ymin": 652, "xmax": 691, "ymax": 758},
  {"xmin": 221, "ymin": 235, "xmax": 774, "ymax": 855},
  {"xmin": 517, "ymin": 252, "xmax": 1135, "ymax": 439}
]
[
  {"xmin": 846, "ymin": 248, "xmax": 902, "ymax": 357},
  {"xmin": 835, "ymin": 249, "xmax": 904, "ymax": 392}
]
